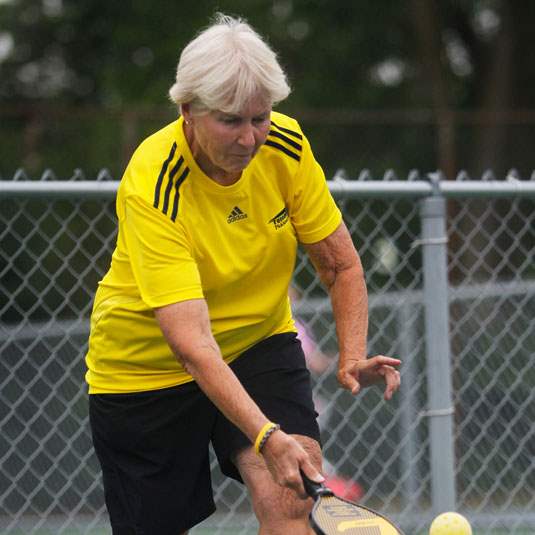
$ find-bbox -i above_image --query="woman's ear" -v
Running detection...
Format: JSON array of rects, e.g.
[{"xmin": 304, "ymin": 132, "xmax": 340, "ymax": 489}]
[{"xmin": 181, "ymin": 103, "xmax": 192, "ymax": 124}]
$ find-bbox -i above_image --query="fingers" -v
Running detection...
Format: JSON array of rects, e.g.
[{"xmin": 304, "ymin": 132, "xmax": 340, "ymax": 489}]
[
  {"xmin": 336, "ymin": 366, "xmax": 361, "ymax": 395},
  {"xmin": 278, "ymin": 470, "xmax": 308, "ymax": 499},
  {"xmin": 378, "ymin": 364, "xmax": 401, "ymax": 400},
  {"xmin": 300, "ymin": 460, "xmax": 324, "ymax": 485},
  {"xmin": 290, "ymin": 460, "xmax": 324, "ymax": 499},
  {"xmin": 361, "ymin": 355, "xmax": 401, "ymax": 369},
  {"xmin": 337, "ymin": 355, "xmax": 401, "ymax": 396},
  {"xmin": 262, "ymin": 432, "xmax": 323, "ymax": 499},
  {"xmin": 298, "ymin": 462, "xmax": 325, "ymax": 499}
]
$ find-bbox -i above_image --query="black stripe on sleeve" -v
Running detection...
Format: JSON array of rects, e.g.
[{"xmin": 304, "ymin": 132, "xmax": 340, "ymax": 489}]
[
  {"xmin": 264, "ymin": 140, "xmax": 301, "ymax": 162},
  {"xmin": 170, "ymin": 167, "xmax": 190, "ymax": 222},
  {"xmin": 162, "ymin": 155, "xmax": 184, "ymax": 215},
  {"xmin": 153, "ymin": 142, "xmax": 177, "ymax": 209},
  {"xmin": 268, "ymin": 130, "xmax": 302, "ymax": 152},
  {"xmin": 270, "ymin": 120, "xmax": 303, "ymax": 140}
]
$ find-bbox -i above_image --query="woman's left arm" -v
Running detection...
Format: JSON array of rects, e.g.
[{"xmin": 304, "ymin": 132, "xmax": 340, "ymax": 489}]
[{"xmin": 302, "ymin": 222, "xmax": 401, "ymax": 399}]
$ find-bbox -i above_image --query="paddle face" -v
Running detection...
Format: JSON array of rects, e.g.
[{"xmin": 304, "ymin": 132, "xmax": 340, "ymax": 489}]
[
  {"xmin": 301, "ymin": 472, "xmax": 404, "ymax": 535},
  {"xmin": 310, "ymin": 494, "xmax": 402, "ymax": 535}
]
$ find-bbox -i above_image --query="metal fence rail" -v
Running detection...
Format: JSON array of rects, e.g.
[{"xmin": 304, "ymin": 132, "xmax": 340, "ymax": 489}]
[{"xmin": 1, "ymin": 170, "xmax": 534, "ymax": 534}]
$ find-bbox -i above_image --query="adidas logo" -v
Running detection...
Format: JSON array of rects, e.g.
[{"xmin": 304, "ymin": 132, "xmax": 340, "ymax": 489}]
[{"xmin": 227, "ymin": 206, "xmax": 248, "ymax": 224}]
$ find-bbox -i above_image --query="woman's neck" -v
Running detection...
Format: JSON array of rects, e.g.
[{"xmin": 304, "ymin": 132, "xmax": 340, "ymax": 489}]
[{"xmin": 183, "ymin": 120, "xmax": 240, "ymax": 186}]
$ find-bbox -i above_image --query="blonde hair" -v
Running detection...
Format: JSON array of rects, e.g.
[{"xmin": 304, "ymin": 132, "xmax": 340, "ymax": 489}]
[{"xmin": 169, "ymin": 13, "xmax": 291, "ymax": 114}]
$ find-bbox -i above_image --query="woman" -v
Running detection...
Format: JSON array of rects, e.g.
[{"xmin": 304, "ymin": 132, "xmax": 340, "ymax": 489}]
[{"xmin": 86, "ymin": 13, "xmax": 400, "ymax": 535}]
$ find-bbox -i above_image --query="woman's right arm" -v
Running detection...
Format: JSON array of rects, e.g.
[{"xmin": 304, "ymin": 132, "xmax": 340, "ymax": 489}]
[{"xmin": 154, "ymin": 298, "xmax": 322, "ymax": 497}]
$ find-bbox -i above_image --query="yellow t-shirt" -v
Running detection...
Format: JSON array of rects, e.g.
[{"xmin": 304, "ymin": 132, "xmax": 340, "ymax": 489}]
[{"xmin": 85, "ymin": 111, "xmax": 342, "ymax": 393}]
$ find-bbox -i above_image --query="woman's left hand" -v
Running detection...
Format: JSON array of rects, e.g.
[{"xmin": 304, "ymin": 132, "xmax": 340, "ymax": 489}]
[{"xmin": 337, "ymin": 355, "xmax": 401, "ymax": 400}]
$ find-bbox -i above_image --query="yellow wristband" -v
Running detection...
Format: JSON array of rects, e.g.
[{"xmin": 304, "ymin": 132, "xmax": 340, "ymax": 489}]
[{"xmin": 254, "ymin": 422, "xmax": 279, "ymax": 455}]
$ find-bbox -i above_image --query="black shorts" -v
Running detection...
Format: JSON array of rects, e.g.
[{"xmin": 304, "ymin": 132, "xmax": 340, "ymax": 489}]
[{"xmin": 89, "ymin": 332, "xmax": 320, "ymax": 535}]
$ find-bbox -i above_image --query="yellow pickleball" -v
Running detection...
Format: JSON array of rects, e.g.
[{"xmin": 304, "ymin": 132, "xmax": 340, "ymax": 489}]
[{"xmin": 429, "ymin": 512, "xmax": 472, "ymax": 535}]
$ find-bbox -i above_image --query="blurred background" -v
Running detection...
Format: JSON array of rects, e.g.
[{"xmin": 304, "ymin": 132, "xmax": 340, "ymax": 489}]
[{"xmin": 1, "ymin": 0, "xmax": 535, "ymax": 180}]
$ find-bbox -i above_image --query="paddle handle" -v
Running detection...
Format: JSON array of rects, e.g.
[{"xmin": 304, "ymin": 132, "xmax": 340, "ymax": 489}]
[{"xmin": 301, "ymin": 470, "xmax": 334, "ymax": 498}]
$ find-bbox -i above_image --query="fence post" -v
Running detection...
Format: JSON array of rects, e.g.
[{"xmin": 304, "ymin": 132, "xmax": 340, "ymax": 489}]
[
  {"xmin": 419, "ymin": 178, "xmax": 456, "ymax": 514},
  {"xmin": 397, "ymin": 301, "xmax": 420, "ymax": 508}
]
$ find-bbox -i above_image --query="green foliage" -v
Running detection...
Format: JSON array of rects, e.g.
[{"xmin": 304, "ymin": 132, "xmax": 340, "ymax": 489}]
[
  {"xmin": 1, "ymin": 0, "xmax": 535, "ymax": 176},
  {"xmin": 0, "ymin": 0, "xmax": 521, "ymax": 107}
]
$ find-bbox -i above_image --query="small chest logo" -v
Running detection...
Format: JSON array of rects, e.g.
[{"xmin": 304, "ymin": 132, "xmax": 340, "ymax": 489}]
[
  {"xmin": 227, "ymin": 206, "xmax": 248, "ymax": 224},
  {"xmin": 268, "ymin": 207, "xmax": 289, "ymax": 229}
]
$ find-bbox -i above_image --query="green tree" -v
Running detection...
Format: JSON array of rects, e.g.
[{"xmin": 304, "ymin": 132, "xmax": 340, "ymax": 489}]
[{"xmin": 1, "ymin": 0, "xmax": 535, "ymax": 177}]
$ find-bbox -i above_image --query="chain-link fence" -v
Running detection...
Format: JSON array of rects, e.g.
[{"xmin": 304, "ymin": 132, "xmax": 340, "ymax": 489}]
[{"xmin": 1, "ymin": 171, "xmax": 535, "ymax": 534}]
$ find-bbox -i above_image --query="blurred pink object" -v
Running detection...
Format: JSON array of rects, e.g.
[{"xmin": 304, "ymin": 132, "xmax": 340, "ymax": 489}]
[
  {"xmin": 295, "ymin": 318, "xmax": 316, "ymax": 357},
  {"xmin": 294, "ymin": 318, "xmax": 330, "ymax": 375},
  {"xmin": 324, "ymin": 475, "xmax": 364, "ymax": 502}
]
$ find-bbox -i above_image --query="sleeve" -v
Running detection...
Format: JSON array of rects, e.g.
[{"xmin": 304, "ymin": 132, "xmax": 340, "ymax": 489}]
[
  {"xmin": 288, "ymin": 133, "xmax": 342, "ymax": 244},
  {"xmin": 122, "ymin": 194, "xmax": 204, "ymax": 308}
]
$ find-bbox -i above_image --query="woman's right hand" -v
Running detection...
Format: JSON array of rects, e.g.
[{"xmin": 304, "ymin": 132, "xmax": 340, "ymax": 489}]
[{"xmin": 259, "ymin": 429, "xmax": 324, "ymax": 499}]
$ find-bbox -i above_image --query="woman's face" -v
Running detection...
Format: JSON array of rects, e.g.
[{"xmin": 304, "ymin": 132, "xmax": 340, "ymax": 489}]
[{"xmin": 185, "ymin": 97, "xmax": 271, "ymax": 185}]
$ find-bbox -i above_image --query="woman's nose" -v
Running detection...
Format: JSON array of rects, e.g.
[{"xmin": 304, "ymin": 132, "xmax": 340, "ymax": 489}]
[{"xmin": 237, "ymin": 124, "xmax": 256, "ymax": 148}]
